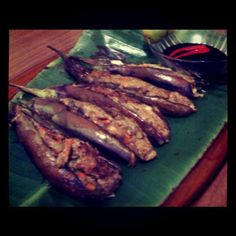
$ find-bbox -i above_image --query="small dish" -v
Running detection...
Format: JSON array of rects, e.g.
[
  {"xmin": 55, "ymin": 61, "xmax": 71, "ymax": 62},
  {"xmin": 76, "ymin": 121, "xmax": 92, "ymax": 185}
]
[{"xmin": 147, "ymin": 30, "xmax": 227, "ymax": 86}]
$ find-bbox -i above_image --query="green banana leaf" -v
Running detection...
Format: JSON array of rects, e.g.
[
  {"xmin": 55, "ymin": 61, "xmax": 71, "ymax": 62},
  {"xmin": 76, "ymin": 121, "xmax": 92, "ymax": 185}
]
[{"xmin": 9, "ymin": 30, "xmax": 227, "ymax": 207}]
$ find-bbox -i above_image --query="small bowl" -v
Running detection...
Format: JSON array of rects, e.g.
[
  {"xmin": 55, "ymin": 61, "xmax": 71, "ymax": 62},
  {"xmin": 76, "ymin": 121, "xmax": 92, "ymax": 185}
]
[{"xmin": 147, "ymin": 30, "xmax": 227, "ymax": 86}]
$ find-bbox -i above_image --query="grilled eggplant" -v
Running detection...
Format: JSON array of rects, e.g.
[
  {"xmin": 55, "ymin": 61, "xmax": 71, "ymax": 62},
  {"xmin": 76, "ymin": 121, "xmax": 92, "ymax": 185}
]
[
  {"xmin": 108, "ymin": 63, "xmax": 202, "ymax": 98},
  {"xmin": 47, "ymin": 45, "xmax": 202, "ymax": 98},
  {"xmin": 11, "ymin": 104, "xmax": 122, "ymax": 200},
  {"xmin": 45, "ymin": 47, "xmax": 197, "ymax": 116},
  {"xmin": 10, "ymin": 83, "xmax": 170, "ymax": 145},
  {"xmin": 62, "ymin": 84, "xmax": 170, "ymax": 145},
  {"xmin": 83, "ymin": 71, "xmax": 197, "ymax": 116},
  {"xmin": 26, "ymin": 98, "xmax": 136, "ymax": 165},
  {"xmin": 59, "ymin": 98, "xmax": 157, "ymax": 161}
]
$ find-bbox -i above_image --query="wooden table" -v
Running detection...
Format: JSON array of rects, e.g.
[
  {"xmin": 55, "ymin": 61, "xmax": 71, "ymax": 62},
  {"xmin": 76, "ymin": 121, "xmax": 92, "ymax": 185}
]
[{"xmin": 9, "ymin": 30, "xmax": 227, "ymax": 207}]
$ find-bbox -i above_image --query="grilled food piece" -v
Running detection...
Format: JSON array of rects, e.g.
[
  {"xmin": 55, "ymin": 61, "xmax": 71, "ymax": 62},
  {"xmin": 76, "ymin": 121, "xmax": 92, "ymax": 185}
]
[
  {"xmin": 47, "ymin": 45, "xmax": 202, "ymax": 98},
  {"xmin": 26, "ymin": 98, "xmax": 136, "ymax": 166},
  {"xmin": 63, "ymin": 84, "xmax": 170, "ymax": 145},
  {"xmin": 11, "ymin": 104, "xmax": 122, "ymax": 200},
  {"xmin": 9, "ymin": 83, "xmax": 170, "ymax": 145},
  {"xmin": 59, "ymin": 97, "xmax": 157, "ymax": 161},
  {"xmin": 28, "ymin": 50, "xmax": 197, "ymax": 116},
  {"xmin": 108, "ymin": 63, "xmax": 202, "ymax": 98},
  {"xmin": 83, "ymin": 71, "xmax": 197, "ymax": 116}
]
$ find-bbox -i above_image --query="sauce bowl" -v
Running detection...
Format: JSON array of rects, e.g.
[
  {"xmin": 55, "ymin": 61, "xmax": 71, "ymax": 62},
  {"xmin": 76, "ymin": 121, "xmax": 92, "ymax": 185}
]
[{"xmin": 147, "ymin": 30, "xmax": 227, "ymax": 86}]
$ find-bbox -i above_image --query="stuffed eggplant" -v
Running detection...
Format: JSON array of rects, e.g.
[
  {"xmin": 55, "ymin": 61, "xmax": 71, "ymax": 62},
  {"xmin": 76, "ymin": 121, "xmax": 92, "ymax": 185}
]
[
  {"xmin": 47, "ymin": 46, "xmax": 197, "ymax": 116},
  {"xmin": 48, "ymin": 45, "xmax": 202, "ymax": 98},
  {"xmin": 11, "ymin": 104, "xmax": 122, "ymax": 200},
  {"xmin": 59, "ymin": 98, "xmax": 157, "ymax": 161},
  {"xmin": 25, "ymin": 98, "xmax": 136, "ymax": 166},
  {"xmin": 10, "ymin": 83, "xmax": 170, "ymax": 145}
]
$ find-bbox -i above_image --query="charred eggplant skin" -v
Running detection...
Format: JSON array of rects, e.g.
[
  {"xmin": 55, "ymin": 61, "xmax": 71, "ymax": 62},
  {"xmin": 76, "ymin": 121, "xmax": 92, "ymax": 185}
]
[
  {"xmin": 109, "ymin": 64, "xmax": 198, "ymax": 98},
  {"xmin": 9, "ymin": 83, "xmax": 170, "ymax": 144},
  {"xmin": 86, "ymin": 84, "xmax": 171, "ymax": 144},
  {"xmin": 47, "ymin": 46, "xmax": 201, "ymax": 98},
  {"xmin": 60, "ymin": 84, "xmax": 170, "ymax": 144},
  {"xmin": 47, "ymin": 46, "xmax": 91, "ymax": 82},
  {"xmin": 47, "ymin": 46, "xmax": 197, "ymax": 116},
  {"xmin": 84, "ymin": 71, "xmax": 197, "ymax": 116},
  {"xmin": 11, "ymin": 105, "xmax": 122, "ymax": 200},
  {"xmin": 9, "ymin": 83, "xmax": 157, "ymax": 160},
  {"xmin": 59, "ymin": 98, "xmax": 157, "ymax": 161},
  {"xmin": 28, "ymin": 98, "xmax": 136, "ymax": 165}
]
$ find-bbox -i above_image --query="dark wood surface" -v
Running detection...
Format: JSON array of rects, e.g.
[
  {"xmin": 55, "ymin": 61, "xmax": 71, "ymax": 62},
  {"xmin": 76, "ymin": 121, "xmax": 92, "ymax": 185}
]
[{"xmin": 9, "ymin": 30, "xmax": 227, "ymax": 207}]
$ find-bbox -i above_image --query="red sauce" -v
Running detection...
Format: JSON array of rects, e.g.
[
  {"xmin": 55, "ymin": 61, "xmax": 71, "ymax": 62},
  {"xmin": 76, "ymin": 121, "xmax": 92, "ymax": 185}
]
[{"xmin": 163, "ymin": 43, "xmax": 227, "ymax": 61}]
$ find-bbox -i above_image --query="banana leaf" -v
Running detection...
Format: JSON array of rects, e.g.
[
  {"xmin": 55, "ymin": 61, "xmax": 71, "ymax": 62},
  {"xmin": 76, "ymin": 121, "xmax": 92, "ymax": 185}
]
[{"xmin": 9, "ymin": 30, "xmax": 227, "ymax": 207}]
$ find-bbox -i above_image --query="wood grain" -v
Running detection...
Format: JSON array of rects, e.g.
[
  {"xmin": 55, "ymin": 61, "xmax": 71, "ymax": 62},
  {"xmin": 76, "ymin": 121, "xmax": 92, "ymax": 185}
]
[
  {"xmin": 9, "ymin": 30, "xmax": 228, "ymax": 206},
  {"xmin": 193, "ymin": 163, "xmax": 227, "ymax": 207},
  {"xmin": 9, "ymin": 30, "xmax": 83, "ymax": 81}
]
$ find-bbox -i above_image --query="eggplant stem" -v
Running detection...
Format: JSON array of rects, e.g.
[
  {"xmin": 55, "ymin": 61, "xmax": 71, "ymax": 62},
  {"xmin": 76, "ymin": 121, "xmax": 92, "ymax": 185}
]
[
  {"xmin": 47, "ymin": 45, "xmax": 67, "ymax": 61},
  {"xmin": 9, "ymin": 83, "xmax": 36, "ymax": 94},
  {"xmin": 9, "ymin": 83, "xmax": 58, "ymax": 98}
]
